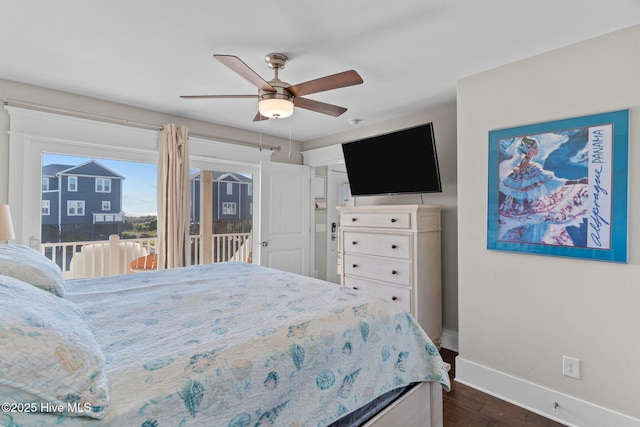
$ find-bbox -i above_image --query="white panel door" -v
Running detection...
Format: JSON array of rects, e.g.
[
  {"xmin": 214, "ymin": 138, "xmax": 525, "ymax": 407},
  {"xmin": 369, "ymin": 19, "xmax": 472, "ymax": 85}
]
[{"xmin": 259, "ymin": 161, "xmax": 311, "ymax": 275}]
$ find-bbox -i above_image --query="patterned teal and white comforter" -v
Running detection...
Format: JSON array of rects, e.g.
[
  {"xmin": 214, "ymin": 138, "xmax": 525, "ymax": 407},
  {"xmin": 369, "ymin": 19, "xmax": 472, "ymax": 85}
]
[{"xmin": 7, "ymin": 262, "xmax": 449, "ymax": 426}]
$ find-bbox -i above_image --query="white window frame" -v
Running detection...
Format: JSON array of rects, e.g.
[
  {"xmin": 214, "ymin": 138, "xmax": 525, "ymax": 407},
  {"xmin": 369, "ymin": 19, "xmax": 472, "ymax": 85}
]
[
  {"xmin": 248, "ymin": 183, "xmax": 253, "ymax": 196},
  {"xmin": 6, "ymin": 106, "xmax": 270, "ymax": 247},
  {"xmin": 102, "ymin": 201, "xmax": 111, "ymax": 211},
  {"xmin": 68, "ymin": 176, "xmax": 77, "ymax": 192},
  {"xmin": 67, "ymin": 200, "xmax": 85, "ymax": 216},
  {"xmin": 42, "ymin": 177, "xmax": 49, "ymax": 191},
  {"xmin": 226, "ymin": 182, "xmax": 233, "ymax": 195},
  {"xmin": 42, "ymin": 200, "xmax": 50, "ymax": 215},
  {"xmin": 96, "ymin": 178, "xmax": 111, "ymax": 193},
  {"xmin": 222, "ymin": 202, "xmax": 236, "ymax": 215}
]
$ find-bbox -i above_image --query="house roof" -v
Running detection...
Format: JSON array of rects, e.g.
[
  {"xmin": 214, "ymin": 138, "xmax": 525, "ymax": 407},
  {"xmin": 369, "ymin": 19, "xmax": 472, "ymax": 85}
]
[
  {"xmin": 42, "ymin": 164, "xmax": 74, "ymax": 177},
  {"xmin": 190, "ymin": 171, "xmax": 252, "ymax": 183},
  {"xmin": 42, "ymin": 160, "xmax": 125, "ymax": 179}
]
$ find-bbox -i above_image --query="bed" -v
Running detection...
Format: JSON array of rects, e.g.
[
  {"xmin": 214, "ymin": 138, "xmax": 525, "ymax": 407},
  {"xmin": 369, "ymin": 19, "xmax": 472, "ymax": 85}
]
[{"xmin": 0, "ymin": 244, "xmax": 450, "ymax": 426}]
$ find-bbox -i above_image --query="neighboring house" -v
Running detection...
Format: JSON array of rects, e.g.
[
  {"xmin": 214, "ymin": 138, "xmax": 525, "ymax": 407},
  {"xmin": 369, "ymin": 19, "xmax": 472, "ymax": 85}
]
[
  {"xmin": 42, "ymin": 160, "xmax": 125, "ymax": 242},
  {"xmin": 190, "ymin": 172, "xmax": 253, "ymax": 233}
]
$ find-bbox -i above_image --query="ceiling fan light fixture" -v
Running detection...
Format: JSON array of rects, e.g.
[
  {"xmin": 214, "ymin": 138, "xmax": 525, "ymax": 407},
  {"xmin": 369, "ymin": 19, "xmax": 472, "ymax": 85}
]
[{"xmin": 259, "ymin": 97, "xmax": 294, "ymax": 119}]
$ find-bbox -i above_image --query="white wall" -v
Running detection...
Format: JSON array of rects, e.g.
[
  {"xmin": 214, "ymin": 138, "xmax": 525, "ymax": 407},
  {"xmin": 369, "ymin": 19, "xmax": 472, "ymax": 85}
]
[
  {"xmin": 304, "ymin": 103, "xmax": 459, "ymax": 341},
  {"xmin": 457, "ymin": 24, "xmax": 640, "ymax": 425}
]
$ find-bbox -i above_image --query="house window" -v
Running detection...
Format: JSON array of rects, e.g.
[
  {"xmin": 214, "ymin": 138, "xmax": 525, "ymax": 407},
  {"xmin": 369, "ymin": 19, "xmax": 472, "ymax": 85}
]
[
  {"xmin": 42, "ymin": 200, "xmax": 50, "ymax": 215},
  {"xmin": 226, "ymin": 182, "xmax": 233, "ymax": 195},
  {"xmin": 223, "ymin": 202, "xmax": 236, "ymax": 215},
  {"xmin": 102, "ymin": 201, "xmax": 111, "ymax": 211},
  {"xmin": 42, "ymin": 178, "xmax": 49, "ymax": 191},
  {"xmin": 96, "ymin": 178, "xmax": 111, "ymax": 193},
  {"xmin": 247, "ymin": 183, "xmax": 252, "ymax": 196},
  {"xmin": 67, "ymin": 200, "xmax": 85, "ymax": 216},
  {"xmin": 68, "ymin": 176, "xmax": 77, "ymax": 192}
]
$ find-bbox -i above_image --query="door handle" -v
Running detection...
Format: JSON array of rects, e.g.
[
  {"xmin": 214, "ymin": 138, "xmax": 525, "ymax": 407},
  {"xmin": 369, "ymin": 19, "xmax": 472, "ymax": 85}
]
[{"xmin": 261, "ymin": 241, "xmax": 269, "ymax": 247}]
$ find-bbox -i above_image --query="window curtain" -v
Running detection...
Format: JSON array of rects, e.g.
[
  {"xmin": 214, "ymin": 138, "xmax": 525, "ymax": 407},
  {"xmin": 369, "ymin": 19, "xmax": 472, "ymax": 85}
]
[{"xmin": 157, "ymin": 124, "xmax": 190, "ymax": 269}]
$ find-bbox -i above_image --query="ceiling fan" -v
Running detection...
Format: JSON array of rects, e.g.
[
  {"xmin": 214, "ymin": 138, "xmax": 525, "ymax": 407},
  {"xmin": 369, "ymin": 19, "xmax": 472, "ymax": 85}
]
[{"xmin": 181, "ymin": 53, "xmax": 363, "ymax": 121}]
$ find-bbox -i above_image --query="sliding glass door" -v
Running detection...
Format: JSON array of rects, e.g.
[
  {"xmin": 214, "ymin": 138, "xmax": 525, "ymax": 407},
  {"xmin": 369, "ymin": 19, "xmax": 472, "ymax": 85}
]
[{"xmin": 189, "ymin": 168, "xmax": 253, "ymax": 265}]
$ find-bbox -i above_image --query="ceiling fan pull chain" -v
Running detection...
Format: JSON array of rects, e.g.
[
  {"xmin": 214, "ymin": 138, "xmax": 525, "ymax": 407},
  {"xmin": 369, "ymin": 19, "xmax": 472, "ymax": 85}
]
[
  {"xmin": 289, "ymin": 121, "xmax": 292, "ymax": 158},
  {"xmin": 259, "ymin": 105, "xmax": 263, "ymax": 151}
]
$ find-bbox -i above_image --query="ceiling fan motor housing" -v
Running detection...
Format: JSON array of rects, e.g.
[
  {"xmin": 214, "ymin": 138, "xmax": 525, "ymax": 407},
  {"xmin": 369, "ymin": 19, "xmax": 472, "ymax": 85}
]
[{"xmin": 259, "ymin": 79, "xmax": 293, "ymax": 100}]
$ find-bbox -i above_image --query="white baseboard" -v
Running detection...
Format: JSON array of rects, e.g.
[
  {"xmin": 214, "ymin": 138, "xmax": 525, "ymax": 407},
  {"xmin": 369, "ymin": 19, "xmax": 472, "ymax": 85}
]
[
  {"xmin": 455, "ymin": 357, "xmax": 640, "ymax": 427},
  {"xmin": 440, "ymin": 328, "xmax": 458, "ymax": 352}
]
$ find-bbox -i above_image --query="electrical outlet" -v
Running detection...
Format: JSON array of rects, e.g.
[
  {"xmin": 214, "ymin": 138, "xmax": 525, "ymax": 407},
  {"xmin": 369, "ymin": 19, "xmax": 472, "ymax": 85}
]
[{"xmin": 563, "ymin": 355, "xmax": 581, "ymax": 379}]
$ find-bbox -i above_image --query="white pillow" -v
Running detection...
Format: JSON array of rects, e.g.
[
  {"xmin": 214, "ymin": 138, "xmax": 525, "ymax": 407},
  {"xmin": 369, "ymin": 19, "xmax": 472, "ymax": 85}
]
[
  {"xmin": 0, "ymin": 244, "xmax": 65, "ymax": 297},
  {"xmin": 0, "ymin": 275, "xmax": 109, "ymax": 419}
]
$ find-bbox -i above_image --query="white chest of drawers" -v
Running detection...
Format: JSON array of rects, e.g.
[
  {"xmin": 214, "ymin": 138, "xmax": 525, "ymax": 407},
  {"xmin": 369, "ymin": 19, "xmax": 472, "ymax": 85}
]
[{"xmin": 338, "ymin": 204, "xmax": 442, "ymax": 347}]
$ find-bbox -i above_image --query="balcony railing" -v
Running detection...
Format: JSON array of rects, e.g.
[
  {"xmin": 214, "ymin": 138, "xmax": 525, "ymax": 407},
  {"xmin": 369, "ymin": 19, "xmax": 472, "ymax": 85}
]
[{"xmin": 41, "ymin": 233, "xmax": 252, "ymax": 279}]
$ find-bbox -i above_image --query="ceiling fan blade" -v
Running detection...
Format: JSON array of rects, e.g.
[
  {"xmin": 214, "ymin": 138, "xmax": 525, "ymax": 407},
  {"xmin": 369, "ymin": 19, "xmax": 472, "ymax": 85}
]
[
  {"xmin": 253, "ymin": 112, "xmax": 270, "ymax": 122},
  {"xmin": 286, "ymin": 70, "xmax": 363, "ymax": 97},
  {"xmin": 214, "ymin": 55, "xmax": 276, "ymax": 92},
  {"xmin": 293, "ymin": 97, "xmax": 347, "ymax": 117},
  {"xmin": 180, "ymin": 95, "xmax": 257, "ymax": 99}
]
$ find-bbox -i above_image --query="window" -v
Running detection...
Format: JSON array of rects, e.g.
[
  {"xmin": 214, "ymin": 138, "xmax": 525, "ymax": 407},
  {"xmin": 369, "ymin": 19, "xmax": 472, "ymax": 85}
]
[
  {"xmin": 42, "ymin": 200, "xmax": 50, "ymax": 215},
  {"xmin": 226, "ymin": 182, "xmax": 233, "ymax": 195},
  {"xmin": 247, "ymin": 183, "xmax": 252, "ymax": 196},
  {"xmin": 222, "ymin": 202, "xmax": 236, "ymax": 215},
  {"xmin": 41, "ymin": 153, "xmax": 157, "ymax": 269},
  {"xmin": 42, "ymin": 178, "xmax": 49, "ymax": 191},
  {"xmin": 67, "ymin": 200, "xmax": 85, "ymax": 216},
  {"xmin": 96, "ymin": 178, "xmax": 111, "ymax": 193},
  {"xmin": 68, "ymin": 176, "xmax": 77, "ymax": 192},
  {"xmin": 10, "ymin": 107, "xmax": 264, "ymax": 278}
]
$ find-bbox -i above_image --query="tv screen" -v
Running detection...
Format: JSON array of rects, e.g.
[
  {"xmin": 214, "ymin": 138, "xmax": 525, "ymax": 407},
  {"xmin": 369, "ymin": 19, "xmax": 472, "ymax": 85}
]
[{"xmin": 341, "ymin": 123, "xmax": 442, "ymax": 196}]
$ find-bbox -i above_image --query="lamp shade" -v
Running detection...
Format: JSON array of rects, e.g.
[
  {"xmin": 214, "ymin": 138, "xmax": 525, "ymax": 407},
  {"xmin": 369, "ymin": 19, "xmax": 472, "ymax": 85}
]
[
  {"xmin": 258, "ymin": 98, "xmax": 294, "ymax": 119},
  {"xmin": 0, "ymin": 204, "xmax": 15, "ymax": 241}
]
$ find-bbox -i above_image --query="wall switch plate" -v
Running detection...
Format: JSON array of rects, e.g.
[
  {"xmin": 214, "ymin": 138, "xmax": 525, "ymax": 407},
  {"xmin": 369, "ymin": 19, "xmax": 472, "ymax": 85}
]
[{"xmin": 563, "ymin": 355, "xmax": 581, "ymax": 379}]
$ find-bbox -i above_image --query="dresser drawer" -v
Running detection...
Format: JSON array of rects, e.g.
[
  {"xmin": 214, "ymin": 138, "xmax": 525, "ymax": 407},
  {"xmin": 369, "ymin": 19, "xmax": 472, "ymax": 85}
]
[
  {"xmin": 344, "ymin": 276, "xmax": 411, "ymax": 312},
  {"xmin": 344, "ymin": 253, "xmax": 411, "ymax": 286},
  {"xmin": 343, "ymin": 212, "xmax": 410, "ymax": 229},
  {"xmin": 343, "ymin": 231, "xmax": 411, "ymax": 259}
]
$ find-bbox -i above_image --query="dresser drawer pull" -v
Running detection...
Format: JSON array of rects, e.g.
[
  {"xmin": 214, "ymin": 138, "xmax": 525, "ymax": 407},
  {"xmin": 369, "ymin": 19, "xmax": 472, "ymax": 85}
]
[
  {"xmin": 392, "ymin": 296, "xmax": 398, "ymax": 301},
  {"xmin": 351, "ymin": 217, "xmax": 358, "ymax": 222},
  {"xmin": 391, "ymin": 270, "xmax": 398, "ymax": 275},
  {"xmin": 352, "ymin": 264, "xmax": 358, "ymax": 268},
  {"xmin": 391, "ymin": 244, "xmax": 397, "ymax": 249},
  {"xmin": 352, "ymin": 286, "xmax": 359, "ymax": 290},
  {"xmin": 352, "ymin": 241, "xmax": 358, "ymax": 245},
  {"xmin": 390, "ymin": 218, "xmax": 397, "ymax": 223}
]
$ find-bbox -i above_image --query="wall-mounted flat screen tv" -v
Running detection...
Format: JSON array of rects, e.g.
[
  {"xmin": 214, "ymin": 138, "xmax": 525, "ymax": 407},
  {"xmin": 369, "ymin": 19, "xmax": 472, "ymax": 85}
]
[{"xmin": 341, "ymin": 123, "xmax": 442, "ymax": 196}]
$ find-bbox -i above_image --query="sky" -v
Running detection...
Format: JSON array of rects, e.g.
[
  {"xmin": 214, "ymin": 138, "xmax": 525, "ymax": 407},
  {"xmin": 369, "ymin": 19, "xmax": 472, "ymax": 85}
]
[{"xmin": 43, "ymin": 153, "xmax": 159, "ymax": 216}]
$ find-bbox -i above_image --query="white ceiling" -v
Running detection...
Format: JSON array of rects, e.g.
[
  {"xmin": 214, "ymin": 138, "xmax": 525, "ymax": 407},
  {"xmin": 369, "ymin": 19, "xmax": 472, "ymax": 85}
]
[{"xmin": 1, "ymin": 1, "xmax": 639, "ymax": 142}]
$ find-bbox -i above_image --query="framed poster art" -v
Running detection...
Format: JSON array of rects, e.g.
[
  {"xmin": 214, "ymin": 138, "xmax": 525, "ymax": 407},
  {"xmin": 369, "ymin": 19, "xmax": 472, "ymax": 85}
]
[{"xmin": 487, "ymin": 109, "xmax": 629, "ymax": 262}]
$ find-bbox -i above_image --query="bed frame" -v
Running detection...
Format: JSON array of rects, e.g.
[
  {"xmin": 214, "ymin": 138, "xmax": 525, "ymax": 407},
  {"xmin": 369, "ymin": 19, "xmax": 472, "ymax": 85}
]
[{"xmin": 364, "ymin": 381, "xmax": 443, "ymax": 427}]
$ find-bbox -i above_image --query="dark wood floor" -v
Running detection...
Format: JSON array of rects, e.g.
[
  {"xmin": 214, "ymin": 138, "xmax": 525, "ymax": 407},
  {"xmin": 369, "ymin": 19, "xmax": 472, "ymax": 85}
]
[{"xmin": 440, "ymin": 349, "xmax": 567, "ymax": 427}]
